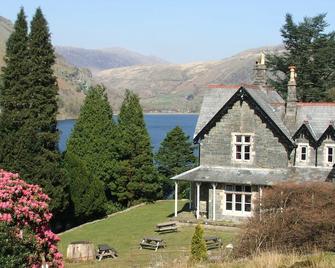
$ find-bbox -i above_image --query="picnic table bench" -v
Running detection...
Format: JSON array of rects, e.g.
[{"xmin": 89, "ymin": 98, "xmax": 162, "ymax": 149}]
[
  {"xmin": 139, "ymin": 237, "xmax": 166, "ymax": 251},
  {"xmin": 96, "ymin": 244, "xmax": 118, "ymax": 261},
  {"xmin": 155, "ymin": 221, "xmax": 178, "ymax": 233},
  {"xmin": 205, "ymin": 236, "xmax": 222, "ymax": 250}
]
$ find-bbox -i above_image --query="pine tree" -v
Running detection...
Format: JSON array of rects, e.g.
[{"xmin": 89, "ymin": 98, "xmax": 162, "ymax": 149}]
[
  {"xmin": 64, "ymin": 85, "xmax": 116, "ymax": 217},
  {"xmin": 0, "ymin": 8, "xmax": 68, "ymax": 215},
  {"xmin": 155, "ymin": 126, "xmax": 196, "ymax": 197},
  {"xmin": 110, "ymin": 90, "xmax": 162, "ymax": 206},
  {"xmin": 64, "ymin": 152, "xmax": 106, "ymax": 221},
  {"xmin": 191, "ymin": 224, "xmax": 208, "ymax": 262},
  {"xmin": 267, "ymin": 13, "xmax": 335, "ymax": 101},
  {"xmin": 0, "ymin": 8, "xmax": 30, "ymax": 171},
  {"xmin": 27, "ymin": 8, "xmax": 67, "ymax": 214}
]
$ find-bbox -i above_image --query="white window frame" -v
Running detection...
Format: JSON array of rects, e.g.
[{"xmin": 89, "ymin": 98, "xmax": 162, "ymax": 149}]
[
  {"xmin": 296, "ymin": 143, "xmax": 309, "ymax": 163},
  {"xmin": 232, "ymin": 133, "xmax": 253, "ymax": 162},
  {"xmin": 224, "ymin": 185, "xmax": 252, "ymax": 215},
  {"xmin": 325, "ymin": 144, "xmax": 335, "ymax": 166}
]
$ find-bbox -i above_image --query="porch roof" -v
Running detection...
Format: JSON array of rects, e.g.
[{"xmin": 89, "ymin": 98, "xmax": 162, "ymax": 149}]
[{"xmin": 170, "ymin": 165, "xmax": 288, "ymax": 186}]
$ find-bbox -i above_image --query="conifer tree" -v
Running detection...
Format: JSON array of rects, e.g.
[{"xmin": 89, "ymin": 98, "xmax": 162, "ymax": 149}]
[
  {"xmin": 0, "ymin": 8, "xmax": 68, "ymax": 215},
  {"xmin": 64, "ymin": 85, "xmax": 116, "ymax": 217},
  {"xmin": 267, "ymin": 14, "xmax": 335, "ymax": 101},
  {"xmin": 0, "ymin": 8, "xmax": 30, "ymax": 170},
  {"xmin": 27, "ymin": 8, "xmax": 67, "ymax": 214},
  {"xmin": 191, "ymin": 224, "xmax": 208, "ymax": 262},
  {"xmin": 156, "ymin": 126, "xmax": 196, "ymax": 197},
  {"xmin": 64, "ymin": 152, "xmax": 106, "ymax": 221},
  {"xmin": 110, "ymin": 90, "xmax": 162, "ymax": 206}
]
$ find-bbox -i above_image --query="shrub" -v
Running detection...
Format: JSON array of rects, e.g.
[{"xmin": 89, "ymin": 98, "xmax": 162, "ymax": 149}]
[
  {"xmin": 236, "ymin": 182, "xmax": 335, "ymax": 256},
  {"xmin": 191, "ymin": 224, "xmax": 208, "ymax": 262},
  {"xmin": 0, "ymin": 223, "xmax": 36, "ymax": 268},
  {"xmin": 0, "ymin": 170, "xmax": 63, "ymax": 267}
]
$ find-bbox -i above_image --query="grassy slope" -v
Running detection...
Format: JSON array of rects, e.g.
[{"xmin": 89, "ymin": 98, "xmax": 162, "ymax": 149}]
[{"xmin": 59, "ymin": 200, "xmax": 238, "ymax": 267}]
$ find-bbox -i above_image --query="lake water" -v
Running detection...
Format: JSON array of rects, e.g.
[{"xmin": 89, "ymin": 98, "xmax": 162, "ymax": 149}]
[{"xmin": 58, "ymin": 114, "xmax": 199, "ymax": 152}]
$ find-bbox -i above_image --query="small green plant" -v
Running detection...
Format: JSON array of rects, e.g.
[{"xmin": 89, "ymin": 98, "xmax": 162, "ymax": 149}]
[{"xmin": 191, "ymin": 224, "xmax": 208, "ymax": 262}]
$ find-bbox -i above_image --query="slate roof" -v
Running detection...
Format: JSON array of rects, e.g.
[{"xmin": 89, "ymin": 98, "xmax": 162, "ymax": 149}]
[
  {"xmin": 295, "ymin": 103, "xmax": 335, "ymax": 139},
  {"xmin": 194, "ymin": 85, "xmax": 292, "ymax": 144},
  {"xmin": 170, "ymin": 165, "xmax": 288, "ymax": 186}
]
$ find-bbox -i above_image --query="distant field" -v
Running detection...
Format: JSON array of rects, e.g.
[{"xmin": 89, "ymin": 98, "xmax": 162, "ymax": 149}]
[{"xmin": 59, "ymin": 200, "xmax": 238, "ymax": 267}]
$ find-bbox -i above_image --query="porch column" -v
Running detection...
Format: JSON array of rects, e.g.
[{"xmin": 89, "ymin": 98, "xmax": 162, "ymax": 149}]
[
  {"xmin": 174, "ymin": 181, "xmax": 178, "ymax": 217},
  {"xmin": 259, "ymin": 186, "xmax": 263, "ymax": 221},
  {"xmin": 212, "ymin": 183, "xmax": 217, "ymax": 221},
  {"xmin": 189, "ymin": 182, "xmax": 192, "ymax": 210},
  {"xmin": 196, "ymin": 182, "xmax": 201, "ymax": 219}
]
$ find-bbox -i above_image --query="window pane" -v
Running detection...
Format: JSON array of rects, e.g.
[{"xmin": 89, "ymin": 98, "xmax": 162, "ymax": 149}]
[
  {"xmin": 244, "ymin": 153, "xmax": 250, "ymax": 160},
  {"xmin": 245, "ymin": 204, "xmax": 251, "ymax": 212},
  {"xmin": 244, "ymin": 136, "xmax": 250, "ymax": 143},
  {"xmin": 328, "ymin": 147, "xmax": 333, "ymax": 163},
  {"xmin": 235, "ymin": 194, "xmax": 242, "ymax": 202},
  {"xmin": 225, "ymin": 185, "xmax": 233, "ymax": 191},
  {"xmin": 235, "ymin": 203, "xmax": 242, "ymax": 211},
  {"xmin": 301, "ymin": 153, "xmax": 306, "ymax": 161},
  {"xmin": 245, "ymin": 194, "xmax": 251, "ymax": 203},
  {"xmin": 244, "ymin": 186, "xmax": 251, "ymax": 192},
  {"xmin": 226, "ymin": 193, "xmax": 232, "ymax": 202},
  {"xmin": 236, "ymin": 152, "xmax": 241, "ymax": 159},
  {"xmin": 226, "ymin": 202, "xmax": 232, "ymax": 210},
  {"xmin": 236, "ymin": 135, "xmax": 242, "ymax": 142},
  {"xmin": 244, "ymin": 146, "xmax": 250, "ymax": 153},
  {"xmin": 235, "ymin": 186, "xmax": 242, "ymax": 192}
]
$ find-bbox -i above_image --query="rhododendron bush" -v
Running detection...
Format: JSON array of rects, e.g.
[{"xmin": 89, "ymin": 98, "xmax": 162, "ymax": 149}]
[{"xmin": 0, "ymin": 170, "xmax": 63, "ymax": 267}]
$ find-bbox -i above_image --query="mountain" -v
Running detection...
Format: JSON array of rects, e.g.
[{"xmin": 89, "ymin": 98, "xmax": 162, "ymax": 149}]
[
  {"xmin": 1, "ymin": 16, "xmax": 284, "ymax": 117},
  {"xmin": 95, "ymin": 45, "xmax": 284, "ymax": 113},
  {"xmin": 55, "ymin": 46, "xmax": 168, "ymax": 73},
  {"xmin": 0, "ymin": 16, "xmax": 93, "ymax": 120}
]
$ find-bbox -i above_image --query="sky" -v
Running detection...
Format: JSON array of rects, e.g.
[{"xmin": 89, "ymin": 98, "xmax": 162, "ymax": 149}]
[{"xmin": 1, "ymin": 0, "xmax": 335, "ymax": 63}]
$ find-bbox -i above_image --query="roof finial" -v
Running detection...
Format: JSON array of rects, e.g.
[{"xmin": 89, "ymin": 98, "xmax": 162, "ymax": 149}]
[
  {"xmin": 260, "ymin": 51, "xmax": 265, "ymax": 65},
  {"xmin": 289, "ymin": 65, "xmax": 297, "ymax": 82}
]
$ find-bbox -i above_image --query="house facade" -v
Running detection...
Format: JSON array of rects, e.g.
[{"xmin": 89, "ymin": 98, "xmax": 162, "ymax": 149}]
[{"xmin": 171, "ymin": 54, "xmax": 335, "ymax": 221}]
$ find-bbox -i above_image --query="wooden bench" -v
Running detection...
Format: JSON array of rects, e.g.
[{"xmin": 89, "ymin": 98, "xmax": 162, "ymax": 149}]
[
  {"xmin": 96, "ymin": 244, "xmax": 118, "ymax": 261},
  {"xmin": 205, "ymin": 236, "xmax": 222, "ymax": 250},
  {"xmin": 155, "ymin": 221, "xmax": 178, "ymax": 233},
  {"xmin": 139, "ymin": 237, "xmax": 166, "ymax": 251}
]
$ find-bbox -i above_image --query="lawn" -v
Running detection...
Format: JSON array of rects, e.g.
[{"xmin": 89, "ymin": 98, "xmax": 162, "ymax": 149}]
[{"xmin": 59, "ymin": 200, "xmax": 238, "ymax": 267}]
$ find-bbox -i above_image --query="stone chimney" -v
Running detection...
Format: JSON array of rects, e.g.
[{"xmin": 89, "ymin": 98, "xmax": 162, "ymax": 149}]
[
  {"xmin": 254, "ymin": 52, "xmax": 267, "ymax": 87},
  {"xmin": 284, "ymin": 66, "xmax": 298, "ymax": 132}
]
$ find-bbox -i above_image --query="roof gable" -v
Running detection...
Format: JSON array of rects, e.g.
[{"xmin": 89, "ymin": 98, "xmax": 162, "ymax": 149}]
[
  {"xmin": 292, "ymin": 122, "xmax": 318, "ymax": 147},
  {"xmin": 317, "ymin": 124, "xmax": 335, "ymax": 145},
  {"xmin": 194, "ymin": 86, "xmax": 295, "ymax": 150}
]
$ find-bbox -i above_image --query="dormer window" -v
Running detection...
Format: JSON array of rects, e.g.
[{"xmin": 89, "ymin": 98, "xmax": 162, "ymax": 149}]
[
  {"xmin": 296, "ymin": 143, "xmax": 309, "ymax": 164},
  {"xmin": 233, "ymin": 134, "xmax": 253, "ymax": 161},
  {"xmin": 328, "ymin": 147, "xmax": 333, "ymax": 162},
  {"xmin": 325, "ymin": 145, "xmax": 335, "ymax": 164}
]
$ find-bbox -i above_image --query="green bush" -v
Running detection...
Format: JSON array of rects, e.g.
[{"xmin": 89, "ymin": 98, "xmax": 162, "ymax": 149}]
[
  {"xmin": 191, "ymin": 224, "xmax": 208, "ymax": 262},
  {"xmin": 0, "ymin": 223, "xmax": 36, "ymax": 268}
]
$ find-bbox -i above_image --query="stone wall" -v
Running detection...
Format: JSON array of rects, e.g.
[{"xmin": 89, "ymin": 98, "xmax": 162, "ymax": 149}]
[{"xmin": 200, "ymin": 101, "xmax": 288, "ymax": 168}]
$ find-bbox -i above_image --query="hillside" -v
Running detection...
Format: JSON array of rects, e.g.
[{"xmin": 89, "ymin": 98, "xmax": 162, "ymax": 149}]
[
  {"xmin": 96, "ymin": 45, "xmax": 284, "ymax": 113},
  {"xmin": 1, "ymin": 15, "xmax": 284, "ymax": 118},
  {"xmin": 56, "ymin": 46, "xmax": 167, "ymax": 73},
  {"xmin": 0, "ymin": 16, "xmax": 93, "ymax": 120}
]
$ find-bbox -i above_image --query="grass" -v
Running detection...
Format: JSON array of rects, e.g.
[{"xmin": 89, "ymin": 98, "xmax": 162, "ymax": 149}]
[
  {"xmin": 59, "ymin": 200, "xmax": 238, "ymax": 267},
  {"xmin": 158, "ymin": 251, "xmax": 335, "ymax": 268}
]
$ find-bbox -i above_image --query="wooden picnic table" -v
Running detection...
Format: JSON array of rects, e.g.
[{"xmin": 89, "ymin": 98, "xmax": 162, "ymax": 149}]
[
  {"xmin": 204, "ymin": 236, "xmax": 222, "ymax": 250},
  {"xmin": 155, "ymin": 221, "xmax": 178, "ymax": 233},
  {"xmin": 139, "ymin": 237, "xmax": 166, "ymax": 251},
  {"xmin": 96, "ymin": 244, "xmax": 118, "ymax": 261}
]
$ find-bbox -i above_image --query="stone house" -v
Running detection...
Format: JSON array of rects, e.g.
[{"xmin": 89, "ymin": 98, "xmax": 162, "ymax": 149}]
[{"xmin": 171, "ymin": 54, "xmax": 335, "ymax": 221}]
